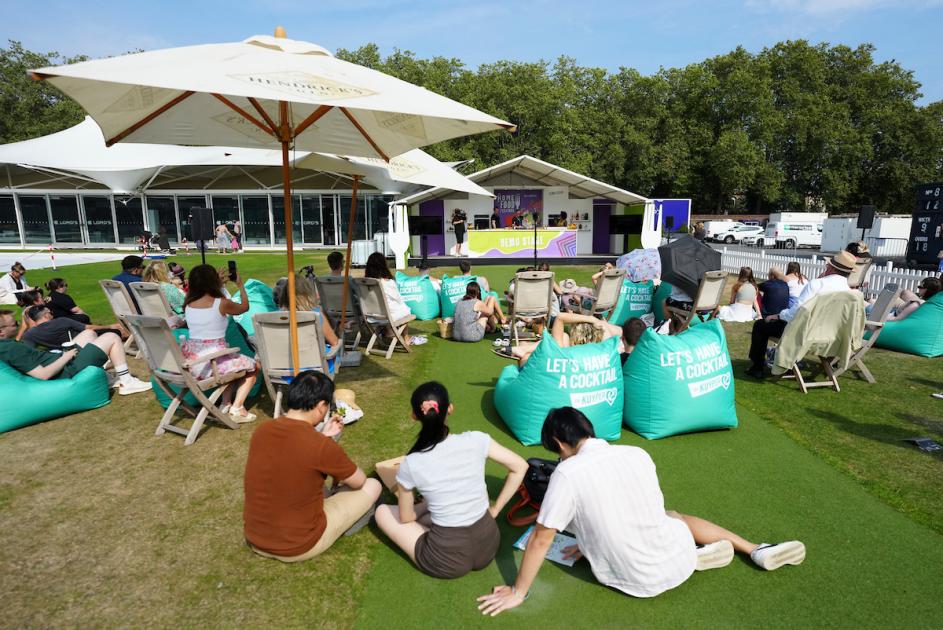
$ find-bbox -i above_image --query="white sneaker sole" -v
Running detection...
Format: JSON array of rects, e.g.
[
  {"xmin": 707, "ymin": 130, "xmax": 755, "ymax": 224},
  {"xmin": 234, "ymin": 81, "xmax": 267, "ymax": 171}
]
[
  {"xmin": 118, "ymin": 385, "xmax": 152, "ymax": 396},
  {"xmin": 757, "ymin": 541, "xmax": 806, "ymax": 570},
  {"xmin": 696, "ymin": 539, "xmax": 735, "ymax": 571}
]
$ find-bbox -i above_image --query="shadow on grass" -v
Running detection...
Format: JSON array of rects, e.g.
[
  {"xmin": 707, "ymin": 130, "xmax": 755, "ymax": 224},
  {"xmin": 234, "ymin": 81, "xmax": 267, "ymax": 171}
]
[
  {"xmin": 810, "ymin": 408, "xmax": 943, "ymax": 456},
  {"xmin": 895, "ymin": 413, "xmax": 943, "ymax": 439},
  {"xmin": 478, "ymin": 386, "xmax": 517, "ymax": 442},
  {"xmin": 907, "ymin": 376, "xmax": 943, "ymax": 390}
]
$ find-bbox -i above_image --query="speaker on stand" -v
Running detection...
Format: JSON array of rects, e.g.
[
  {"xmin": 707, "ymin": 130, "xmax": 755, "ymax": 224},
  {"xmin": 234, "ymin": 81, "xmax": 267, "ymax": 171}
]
[
  {"xmin": 857, "ymin": 205, "xmax": 875, "ymax": 243},
  {"xmin": 188, "ymin": 207, "xmax": 215, "ymax": 265}
]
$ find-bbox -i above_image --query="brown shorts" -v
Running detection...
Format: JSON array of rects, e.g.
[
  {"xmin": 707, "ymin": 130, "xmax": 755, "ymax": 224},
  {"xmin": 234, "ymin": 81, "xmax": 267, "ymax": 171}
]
[{"xmin": 414, "ymin": 511, "xmax": 500, "ymax": 579}]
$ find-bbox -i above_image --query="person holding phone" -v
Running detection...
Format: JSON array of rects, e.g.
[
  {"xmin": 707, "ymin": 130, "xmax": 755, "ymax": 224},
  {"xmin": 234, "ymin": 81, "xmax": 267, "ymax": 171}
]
[
  {"xmin": 181, "ymin": 264, "xmax": 258, "ymax": 421},
  {"xmin": 244, "ymin": 370, "xmax": 381, "ymax": 562}
]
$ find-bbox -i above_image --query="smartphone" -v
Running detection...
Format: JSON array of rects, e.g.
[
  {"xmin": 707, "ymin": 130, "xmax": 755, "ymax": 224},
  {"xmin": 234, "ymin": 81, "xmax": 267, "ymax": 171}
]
[{"xmin": 227, "ymin": 260, "xmax": 237, "ymax": 282}]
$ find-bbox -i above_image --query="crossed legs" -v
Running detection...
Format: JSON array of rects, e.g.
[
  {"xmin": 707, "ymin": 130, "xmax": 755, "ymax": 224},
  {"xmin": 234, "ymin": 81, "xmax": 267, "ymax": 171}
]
[{"xmin": 375, "ymin": 501, "xmax": 433, "ymax": 562}]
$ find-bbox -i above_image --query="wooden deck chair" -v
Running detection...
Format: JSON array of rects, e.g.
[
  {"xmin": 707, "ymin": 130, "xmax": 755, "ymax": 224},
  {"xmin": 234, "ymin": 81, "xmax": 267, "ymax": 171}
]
[
  {"xmin": 124, "ymin": 314, "xmax": 244, "ymax": 446},
  {"xmin": 848, "ymin": 258, "xmax": 873, "ymax": 290},
  {"xmin": 354, "ymin": 277, "xmax": 416, "ymax": 359},
  {"xmin": 830, "ymin": 283, "xmax": 900, "ymax": 384},
  {"xmin": 100, "ymin": 279, "xmax": 140, "ymax": 356},
  {"xmin": 253, "ymin": 311, "xmax": 340, "ymax": 417},
  {"xmin": 129, "ymin": 281, "xmax": 176, "ymax": 320},
  {"xmin": 314, "ymin": 276, "xmax": 362, "ymax": 350},
  {"xmin": 582, "ymin": 268, "xmax": 626, "ymax": 319},
  {"xmin": 667, "ymin": 270, "xmax": 727, "ymax": 334},
  {"xmin": 509, "ymin": 271, "xmax": 555, "ymax": 346}
]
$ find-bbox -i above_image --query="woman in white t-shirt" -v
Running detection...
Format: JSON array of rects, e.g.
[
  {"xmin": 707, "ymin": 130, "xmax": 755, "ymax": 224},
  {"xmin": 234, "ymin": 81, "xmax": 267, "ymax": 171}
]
[
  {"xmin": 375, "ymin": 381, "xmax": 528, "ymax": 579},
  {"xmin": 364, "ymin": 252, "xmax": 427, "ymax": 346}
]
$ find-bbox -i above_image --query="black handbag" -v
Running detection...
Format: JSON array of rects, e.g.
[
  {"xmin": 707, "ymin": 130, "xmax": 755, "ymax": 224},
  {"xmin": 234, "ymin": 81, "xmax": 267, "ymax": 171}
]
[{"xmin": 507, "ymin": 458, "xmax": 558, "ymax": 527}]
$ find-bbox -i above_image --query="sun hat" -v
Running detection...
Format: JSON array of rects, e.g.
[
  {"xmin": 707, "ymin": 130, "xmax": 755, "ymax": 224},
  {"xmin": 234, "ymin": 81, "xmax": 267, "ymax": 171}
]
[
  {"xmin": 333, "ymin": 388, "xmax": 361, "ymax": 411},
  {"xmin": 826, "ymin": 250, "xmax": 857, "ymax": 273}
]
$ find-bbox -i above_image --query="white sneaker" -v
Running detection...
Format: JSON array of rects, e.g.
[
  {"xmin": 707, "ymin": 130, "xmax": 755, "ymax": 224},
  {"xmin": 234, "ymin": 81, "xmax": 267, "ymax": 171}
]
[
  {"xmin": 228, "ymin": 407, "xmax": 257, "ymax": 423},
  {"xmin": 931, "ymin": 393, "xmax": 943, "ymax": 400},
  {"xmin": 410, "ymin": 336, "xmax": 428, "ymax": 346},
  {"xmin": 750, "ymin": 541, "xmax": 806, "ymax": 571},
  {"xmin": 117, "ymin": 376, "xmax": 153, "ymax": 396},
  {"xmin": 695, "ymin": 540, "xmax": 734, "ymax": 571}
]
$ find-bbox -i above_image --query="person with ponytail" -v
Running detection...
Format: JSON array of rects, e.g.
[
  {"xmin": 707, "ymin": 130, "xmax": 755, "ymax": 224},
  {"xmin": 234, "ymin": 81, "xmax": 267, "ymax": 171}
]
[{"xmin": 375, "ymin": 381, "xmax": 528, "ymax": 579}]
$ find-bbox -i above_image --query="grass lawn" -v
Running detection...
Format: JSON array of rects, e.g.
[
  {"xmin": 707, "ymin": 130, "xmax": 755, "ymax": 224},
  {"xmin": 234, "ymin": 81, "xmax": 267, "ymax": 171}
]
[{"xmin": 2, "ymin": 252, "xmax": 942, "ymax": 628}]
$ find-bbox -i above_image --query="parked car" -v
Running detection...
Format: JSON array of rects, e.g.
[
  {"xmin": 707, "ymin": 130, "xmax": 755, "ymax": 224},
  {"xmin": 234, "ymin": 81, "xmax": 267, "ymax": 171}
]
[
  {"xmin": 702, "ymin": 220, "xmax": 739, "ymax": 241},
  {"xmin": 713, "ymin": 224, "xmax": 764, "ymax": 244},
  {"xmin": 765, "ymin": 221, "xmax": 824, "ymax": 248}
]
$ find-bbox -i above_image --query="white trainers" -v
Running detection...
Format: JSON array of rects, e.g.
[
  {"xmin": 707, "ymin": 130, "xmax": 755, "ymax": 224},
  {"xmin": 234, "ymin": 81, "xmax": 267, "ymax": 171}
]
[
  {"xmin": 410, "ymin": 336, "xmax": 428, "ymax": 346},
  {"xmin": 228, "ymin": 406, "xmax": 257, "ymax": 423},
  {"xmin": 695, "ymin": 540, "xmax": 735, "ymax": 571},
  {"xmin": 116, "ymin": 376, "xmax": 153, "ymax": 396},
  {"xmin": 750, "ymin": 541, "xmax": 806, "ymax": 571}
]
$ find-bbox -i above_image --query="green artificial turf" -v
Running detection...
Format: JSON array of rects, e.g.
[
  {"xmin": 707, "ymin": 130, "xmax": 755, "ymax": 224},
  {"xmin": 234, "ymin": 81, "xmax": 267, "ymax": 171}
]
[{"xmin": 2, "ymin": 253, "xmax": 942, "ymax": 628}]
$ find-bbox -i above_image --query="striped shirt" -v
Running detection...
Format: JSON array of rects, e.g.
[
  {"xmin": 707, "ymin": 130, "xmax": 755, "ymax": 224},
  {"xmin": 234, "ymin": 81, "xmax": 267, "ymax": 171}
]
[{"xmin": 537, "ymin": 439, "xmax": 696, "ymax": 597}]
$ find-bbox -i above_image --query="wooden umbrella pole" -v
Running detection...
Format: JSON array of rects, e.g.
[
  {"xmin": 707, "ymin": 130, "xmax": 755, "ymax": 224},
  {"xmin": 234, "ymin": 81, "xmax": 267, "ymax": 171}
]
[
  {"xmin": 279, "ymin": 100, "xmax": 301, "ymax": 375},
  {"xmin": 339, "ymin": 175, "xmax": 361, "ymax": 337}
]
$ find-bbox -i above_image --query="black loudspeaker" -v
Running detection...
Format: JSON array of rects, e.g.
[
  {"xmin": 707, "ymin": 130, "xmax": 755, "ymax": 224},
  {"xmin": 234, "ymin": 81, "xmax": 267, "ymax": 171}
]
[
  {"xmin": 857, "ymin": 205, "xmax": 876, "ymax": 230},
  {"xmin": 188, "ymin": 207, "xmax": 215, "ymax": 241},
  {"xmin": 665, "ymin": 216, "xmax": 675, "ymax": 230},
  {"xmin": 409, "ymin": 216, "xmax": 443, "ymax": 236}
]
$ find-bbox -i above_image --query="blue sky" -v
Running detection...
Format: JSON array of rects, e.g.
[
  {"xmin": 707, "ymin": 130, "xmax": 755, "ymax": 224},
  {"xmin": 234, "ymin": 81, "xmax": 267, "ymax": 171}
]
[{"xmin": 4, "ymin": 0, "xmax": 942, "ymax": 102}]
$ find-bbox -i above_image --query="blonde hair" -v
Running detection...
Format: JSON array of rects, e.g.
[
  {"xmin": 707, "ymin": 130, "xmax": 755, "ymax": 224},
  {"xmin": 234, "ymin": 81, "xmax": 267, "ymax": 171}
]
[
  {"xmin": 279, "ymin": 276, "xmax": 318, "ymax": 311},
  {"xmin": 569, "ymin": 322, "xmax": 603, "ymax": 346},
  {"xmin": 142, "ymin": 261, "xmax": 170, "ymax": 284}
]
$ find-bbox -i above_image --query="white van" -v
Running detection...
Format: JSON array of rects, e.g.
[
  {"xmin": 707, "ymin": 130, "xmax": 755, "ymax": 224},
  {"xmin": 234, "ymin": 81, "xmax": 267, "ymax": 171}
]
[{"xmin": 764, "ymin": 221, "xmax": 823, "ymax": 248}]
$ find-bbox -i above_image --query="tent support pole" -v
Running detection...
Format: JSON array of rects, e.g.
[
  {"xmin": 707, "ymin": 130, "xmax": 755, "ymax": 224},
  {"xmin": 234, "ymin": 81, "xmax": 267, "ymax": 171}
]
[
  {"xmin": 279, "ymin": 100, "xmax": 301, "ymax": 375},
  {"xmin": 339, "ymin": 175, "xmax": 361, "ymax": 340}
]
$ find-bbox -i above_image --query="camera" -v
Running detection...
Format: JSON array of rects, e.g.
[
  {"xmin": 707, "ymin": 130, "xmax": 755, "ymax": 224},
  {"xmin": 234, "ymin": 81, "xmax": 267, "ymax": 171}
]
[{"xmin": 300, "ymin": 265, "xmax": 316, "ymax": 279}]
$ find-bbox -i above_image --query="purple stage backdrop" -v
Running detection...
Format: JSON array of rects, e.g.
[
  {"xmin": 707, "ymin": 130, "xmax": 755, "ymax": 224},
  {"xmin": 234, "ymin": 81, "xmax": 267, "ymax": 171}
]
[{"xmin": 494, "ymin": 189, "xmax": 542, "ymax": 227}]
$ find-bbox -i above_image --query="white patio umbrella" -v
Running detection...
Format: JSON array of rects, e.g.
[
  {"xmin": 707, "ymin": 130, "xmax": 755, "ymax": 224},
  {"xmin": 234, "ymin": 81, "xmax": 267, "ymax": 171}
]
[{"xmin": 32, "ymin": 28, "xmax": 513, "ymax": 371}]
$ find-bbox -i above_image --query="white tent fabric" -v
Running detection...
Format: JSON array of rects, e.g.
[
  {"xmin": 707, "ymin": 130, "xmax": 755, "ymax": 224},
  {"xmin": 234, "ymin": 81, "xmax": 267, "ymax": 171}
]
[
  {"xmin": 295, "ymin": 150, "xmax": 492, "ymax": 197},
  {"xmin": 0, "ymin": 117, "xmax": 486, "ymax": 196},
  {"xmin": 397, "ymin": 154, "xmax": 650, "ymax": 206},
  {"xmin": 33, "ymin": 34, "xmax": 514, "ymax": 160}
]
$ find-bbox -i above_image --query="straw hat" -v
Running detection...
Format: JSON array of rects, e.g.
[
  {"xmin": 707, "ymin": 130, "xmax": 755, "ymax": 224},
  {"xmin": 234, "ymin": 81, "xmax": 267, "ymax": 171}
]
[
  {"xmin": 826, "ymin": 250, "xmax": 857, "ymax": 273},
  {"xmin": 333, "ymin": 389, "xmax": 361, "ymax": 411}
]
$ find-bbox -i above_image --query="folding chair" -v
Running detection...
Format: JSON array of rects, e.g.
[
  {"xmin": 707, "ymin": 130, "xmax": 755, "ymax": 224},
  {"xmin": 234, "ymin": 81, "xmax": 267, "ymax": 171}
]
[
  {"xmin": 100, "ymin": 279, "xmax": 140, "ymax": 357},
  {"xmin": 508, "ymin": 271, "xmax": 554, "ymax": 346},
  {"xmin": 129, "ymin": 281, "xmax": 177, "ymax": 320},
  {"xmin": 848, "ymin": 258, "xmax": 873, "ymax": 290},
  {"xmin": 124, "ymin": 314, "xmax": 244, "ymax": 446},
  {"xmin": 830, "ymin": 283, "xmax": 899, "ymax": 384},
  {"xmin": 354, "ymin": 277, "xmax": 416, "ymax": 359},
  {"xmin": 667, "ymin": 270, "xmax": 727, "ymax": 334},
  {"xmin": 581, "ymin": 268, "xmax": 626, "ymax": 319},
  {"xmin": 314, "ymin": 276, "xmax": 362, "ymax": 350},
  {"xmin": 253, "ymin": 311, "xmax": 340, "ymax": 417}
]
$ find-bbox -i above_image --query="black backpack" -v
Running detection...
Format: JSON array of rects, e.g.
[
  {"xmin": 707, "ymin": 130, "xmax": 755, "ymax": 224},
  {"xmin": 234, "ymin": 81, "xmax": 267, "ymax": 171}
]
[{"xmin": 506, "ymin": 458, "xmax": 558, "ymax": 527}]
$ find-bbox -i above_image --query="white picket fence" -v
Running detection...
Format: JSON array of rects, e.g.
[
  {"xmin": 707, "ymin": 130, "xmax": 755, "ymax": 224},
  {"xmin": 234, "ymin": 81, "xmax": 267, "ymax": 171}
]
[{"xmin": 720, "ymin": 247, "xmax": 935, "ymax": 298}]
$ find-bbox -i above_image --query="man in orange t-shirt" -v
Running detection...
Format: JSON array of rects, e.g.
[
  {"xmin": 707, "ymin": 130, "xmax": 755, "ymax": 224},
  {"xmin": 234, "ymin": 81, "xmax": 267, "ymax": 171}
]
[{"xmin": 244, "ymin": 371, "xmax": 381, "ymax": 561}]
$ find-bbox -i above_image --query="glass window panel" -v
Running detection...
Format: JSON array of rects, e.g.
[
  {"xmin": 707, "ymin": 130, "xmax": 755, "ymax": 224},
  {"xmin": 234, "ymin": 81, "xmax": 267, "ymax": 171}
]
[
  {"xmin": 49, "ymin": 195, "xmax": 82, "ymax": 243},
  {"xmin": 82, "ymin": 196, "xmax": 115, "ymax": 244},
  {"xmin": 367, "ymin": 195, "xmax": 393, "ymax": 237},
  {"xmin": 176, "ymin": 196, "xmax": 207, "ymax": 242},
  {"xmin": 144, "ymin": 196, "xmax": 177, "ymax": 243},
  {"xmin": 300, "ymin": 195, "xmax": 322, "ymax": 244},
  {"xmin": 19, "ymin": 195, "xmax": 51, "ymax": 244},
  {"xmin": 241, "ymin": 196, "xmax": 271, "ymax": 245},
  {"xmin": 0, "ymin": 196, "xmax": 19, "ymax": 244},
  {"xmin": 321, "ymin": 195, "xmax": 337, "ymax": 246},
  {"xmin": 211, "ymin": 196, "xmax": 240, "ymax": 226},
  {"xmin": 115, "ymin": 197, "xmax": 144, "ymax": 244},
  {"xmin": 272, "ymin": 195, "xmax": 302, "ymax": 245},
  {"xmin": 339, "ymin": 194, "xmax": 367, "ymax": 243}
]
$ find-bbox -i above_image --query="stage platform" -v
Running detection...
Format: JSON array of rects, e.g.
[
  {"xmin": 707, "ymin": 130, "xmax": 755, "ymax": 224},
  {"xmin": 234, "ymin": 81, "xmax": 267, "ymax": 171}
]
[{"xmin": 407, "ymin": 254, "xmax": 619, "ymax": 268}]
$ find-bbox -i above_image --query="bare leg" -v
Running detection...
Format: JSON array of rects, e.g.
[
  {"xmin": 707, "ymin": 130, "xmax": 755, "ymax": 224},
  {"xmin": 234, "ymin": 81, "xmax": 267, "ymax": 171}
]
[
  {"xmin": 484, "ymin": 296, "xmax": 506, "ymax": 323},
  {"xmin": 73, "ymin": 329, "xmax": 99, "ymax": 347},
  {"xmin": 231, "ymin": 371, "xmax": 258, "ymax": 409},
  {"xmin": 90, "ymin": 332, "xmax": 128, "ymax": 367},
  {"xmin": 669, "ymin": 511, "xmax": 758, "ymax": 554},
  {"xmin": 375, "ymin": 504, "xmax": 429, "ymax": 563}
]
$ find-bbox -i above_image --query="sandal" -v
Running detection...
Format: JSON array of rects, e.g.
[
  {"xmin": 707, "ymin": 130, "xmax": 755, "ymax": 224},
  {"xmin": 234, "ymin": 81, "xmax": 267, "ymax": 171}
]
[{"xmin": 492, "ymin": 347, "xmax": 516, "ymax": 359}]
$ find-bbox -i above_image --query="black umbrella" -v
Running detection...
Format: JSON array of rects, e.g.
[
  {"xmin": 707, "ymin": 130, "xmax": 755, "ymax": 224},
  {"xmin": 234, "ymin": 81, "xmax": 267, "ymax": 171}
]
[{"xmin": 658, "ymin": 236, "xmax": 722, "ymax": 298}]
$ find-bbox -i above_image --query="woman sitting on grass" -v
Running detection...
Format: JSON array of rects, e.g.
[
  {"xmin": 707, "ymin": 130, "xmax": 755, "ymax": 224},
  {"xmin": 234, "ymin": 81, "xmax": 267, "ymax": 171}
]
[
  {"xmin": 716, "ymin": 266, "xmax": 760, "ymax": 322},
  {"xmin": 375, "ymin": 381, "xmax": 528, "ymax": 579},
  {"xmin": 142, "ymin": 261, "xmax": 186, "ymax": 315},
  {"xmin": 452, "ymin": 282, "xmax": 506, "ymax": 343},
  {"xmin": 364, "ymin": 252, "xmax": 426, "ymax": 346},
  {"xmin": 182, "ymin": 264, "xmax": 259, "ymax": 422}
]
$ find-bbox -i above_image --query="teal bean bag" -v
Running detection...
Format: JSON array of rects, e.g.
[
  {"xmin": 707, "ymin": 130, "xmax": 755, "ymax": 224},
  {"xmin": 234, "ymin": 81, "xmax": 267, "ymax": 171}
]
[
  {"xmin": 609, "ymin": 279, "xmax": 655, "ymax": 325},
  {"xmin": 875, "ymin": 292, "xmax": 943, "ymax": 357},
  {"xmin": 494, "ymin": 335, "xmax": 623, "ymax": 445},
  {"xmin": 396, "ymin": 272, "xmax": 441, "ymax": 320},
  {"xmin": 152, "ymin": 319, "xmax": 262, "ymax": 409},
  {"xmin": 652, "ymin": 281, "xmax": 673, "ymax": 321},
  {"xmin": 0, "ymin": 361, "xmax": 110, "ymax": 433},
  {"xmin": 623, "ymin": 319, "xmax": 737, "ymax": 439},
  {"xmin": 232, "ymin": 278, "xmax": 278, "ymax": 338},
  {"xmin": 440, "ymin": 275, "xmax": 479, "ymax": 319}
]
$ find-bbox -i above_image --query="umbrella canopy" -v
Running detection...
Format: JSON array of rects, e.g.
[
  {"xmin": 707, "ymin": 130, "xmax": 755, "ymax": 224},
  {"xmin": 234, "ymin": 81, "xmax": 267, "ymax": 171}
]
[
  {"xmin": 295, "ymin": 149, "xmax": 492, "ymax": 197},
  {"xmin": 658, "ymin": 236, "xmax": 722, "ymax": 298},
  {"xmin": 616, "ymin": 248, "xmax": 662, "ymax": 282},
  {"xmin": 31, "ymin": 34, "xmax": 513, "ymax": 159}
]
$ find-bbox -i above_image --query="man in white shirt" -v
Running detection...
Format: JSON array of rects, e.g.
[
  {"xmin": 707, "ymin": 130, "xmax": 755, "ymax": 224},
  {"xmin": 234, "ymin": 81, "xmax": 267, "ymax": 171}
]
[
  {"xmin": 745, "ymin": 250, "xmax": 857, "ymax": 379},
  {"xmin": 477, "ymin": 408, "xmax": 806, "ymax": 616}
]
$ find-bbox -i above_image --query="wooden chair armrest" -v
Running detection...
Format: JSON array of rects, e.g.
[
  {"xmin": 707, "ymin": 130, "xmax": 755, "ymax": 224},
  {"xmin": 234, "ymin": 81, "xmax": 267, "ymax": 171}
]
[
  {"xmin": 325, "ymin": 344, "xmax": 341, "ymax": 360},
  {"xmin": 181, "ymin": 347, "xmax": 241, "ymax": 369}
]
